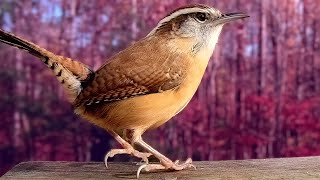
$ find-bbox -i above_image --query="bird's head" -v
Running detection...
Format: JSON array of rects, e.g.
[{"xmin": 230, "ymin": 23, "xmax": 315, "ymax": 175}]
[{"xmin": 148, "ymin": 4, "xmax": 249, "ymax": 56}]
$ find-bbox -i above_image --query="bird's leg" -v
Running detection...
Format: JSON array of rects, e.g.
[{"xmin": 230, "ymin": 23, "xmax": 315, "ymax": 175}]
[
  {"xmin": 134, "ymin": 137, "xmax": 195, "ymax": 178},
  {"xmin": 104, "ymin": 130, "xmax": 152, "ymax": 168}
]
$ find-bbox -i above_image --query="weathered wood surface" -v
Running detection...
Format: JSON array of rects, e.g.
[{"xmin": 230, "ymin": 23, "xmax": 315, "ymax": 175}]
[{"xmin": 2, "ymin": 156, "xmax": 320, "ymax": 180}]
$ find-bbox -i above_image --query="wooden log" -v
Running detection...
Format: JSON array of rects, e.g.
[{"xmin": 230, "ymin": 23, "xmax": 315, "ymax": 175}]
[{"xmin": 2, "ymin": 156, "xmax": 320, "ymax": 180}]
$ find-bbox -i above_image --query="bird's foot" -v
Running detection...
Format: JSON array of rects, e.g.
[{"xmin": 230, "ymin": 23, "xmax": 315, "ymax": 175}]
[
  {"xmin": 104, "ymin": 148, "xmax": 152, "ymax": 168},
  {"xmin": 137, "ymin": 158, "xmax": 195, "ymax": 178}
]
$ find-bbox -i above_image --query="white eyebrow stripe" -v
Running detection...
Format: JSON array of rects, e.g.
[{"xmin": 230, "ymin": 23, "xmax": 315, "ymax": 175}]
[{"xmin": 147, "ymin": 7, "xmax": 214, "ymax": 37}]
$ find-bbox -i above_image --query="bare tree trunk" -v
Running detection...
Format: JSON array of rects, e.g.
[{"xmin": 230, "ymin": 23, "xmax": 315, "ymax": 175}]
[
  {"xmin": 256, "ymin": 0, "xmax": 268, "ymax": 158},
  {"xmin": 131, "ymin": 0, "xmax": 138, "ymax": 40},
  {"xmin": 234, "ymin": 0, "xmax": 245, "ymax": 158},
  {"xmin": 257, "ymin": 0, "xmax": 266, "ymax": 96}
]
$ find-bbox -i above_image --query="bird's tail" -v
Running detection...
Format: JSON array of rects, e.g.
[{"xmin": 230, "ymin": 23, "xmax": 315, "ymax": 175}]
[{"xmin": 0, "ymin": 29, "xmax": 94, "ymax": 102}]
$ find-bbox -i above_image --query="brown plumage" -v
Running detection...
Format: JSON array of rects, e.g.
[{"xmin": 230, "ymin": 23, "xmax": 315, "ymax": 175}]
[
  {"xmin": 0, "ymin": 4, "xmax": 248, "ymax": 178},
  {"xmin": 73, "ymin": 36, "xmax": 194, "ymax": 132}
]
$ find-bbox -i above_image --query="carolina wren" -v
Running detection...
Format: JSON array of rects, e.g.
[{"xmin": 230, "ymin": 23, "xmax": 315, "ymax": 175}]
[{"xmin": 0, "ymin": 4, "xmax": 248, "ymax": 178}]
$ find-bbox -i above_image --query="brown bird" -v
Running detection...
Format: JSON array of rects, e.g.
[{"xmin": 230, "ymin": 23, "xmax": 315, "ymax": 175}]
[{"xmin": 0, "ymin": 4, "xmax": 248, "ymax": 178}]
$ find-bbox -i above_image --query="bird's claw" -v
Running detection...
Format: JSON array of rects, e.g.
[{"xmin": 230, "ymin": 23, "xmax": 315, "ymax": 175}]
[
  {"xmin": 104, "ymin": 148, "xmax": 152, "ymax": 168},
  {"xmin": 136, "ymin": 158, "xmax": 195, "ymax": 179}
]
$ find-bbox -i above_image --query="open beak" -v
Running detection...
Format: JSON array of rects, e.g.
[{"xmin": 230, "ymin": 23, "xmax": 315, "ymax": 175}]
[{"xmin": 215, "ymin": 12, "xmax": 249, "ymax": 25}]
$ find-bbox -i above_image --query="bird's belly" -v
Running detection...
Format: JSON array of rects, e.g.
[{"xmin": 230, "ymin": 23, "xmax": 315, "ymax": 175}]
[
  {"xmin": 98, "ymin": 77, "xmax": 201, "ymax": 132},
  {"xmin": 106, "ymin": 92, "xmax": 187, "ymax": 130}
]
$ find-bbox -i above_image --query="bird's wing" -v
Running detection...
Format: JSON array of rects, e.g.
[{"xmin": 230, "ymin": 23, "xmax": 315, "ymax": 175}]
[{"xmin": 74, "ymin": 40, "xmax": 188, "ymax": 106}]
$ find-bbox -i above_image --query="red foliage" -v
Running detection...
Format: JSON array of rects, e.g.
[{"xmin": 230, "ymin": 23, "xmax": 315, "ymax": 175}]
[{"xmin": 0, "ymin": 0, "xmax": 320, "ymax": 176}]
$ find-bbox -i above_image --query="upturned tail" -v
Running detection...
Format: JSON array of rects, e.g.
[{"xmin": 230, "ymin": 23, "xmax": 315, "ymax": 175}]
[{"xmin": 0, "ymin": 29, "xmax": 94, "ymax": 102}]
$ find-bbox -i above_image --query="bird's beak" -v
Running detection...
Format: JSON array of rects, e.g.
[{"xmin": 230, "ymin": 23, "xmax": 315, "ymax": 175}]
[{"xmin": 215, "ymin": 12, "xmax": 249, "ymax": 25}]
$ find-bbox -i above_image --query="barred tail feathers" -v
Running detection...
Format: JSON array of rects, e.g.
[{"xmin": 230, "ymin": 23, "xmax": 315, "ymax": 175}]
[{"xmin": 0, "ymin": 29, "xmax": 94, "ymax": 102}]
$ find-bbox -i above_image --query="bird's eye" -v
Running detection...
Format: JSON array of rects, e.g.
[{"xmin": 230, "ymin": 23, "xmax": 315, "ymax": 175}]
[{"xmin": 195, "ymin": 12, "xmax": 209, "ymax": 22}]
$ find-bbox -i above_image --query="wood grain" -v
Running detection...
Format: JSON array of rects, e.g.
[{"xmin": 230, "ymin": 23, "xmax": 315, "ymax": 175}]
[{"xmin": 2, "ymin": 156, "xmax": 320, "ymax": 180}]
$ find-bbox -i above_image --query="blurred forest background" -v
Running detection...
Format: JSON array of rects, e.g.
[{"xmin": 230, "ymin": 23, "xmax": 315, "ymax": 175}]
[{"xmin": 0, "ymin": 0, "xmax": 320, "ymax": 176}]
